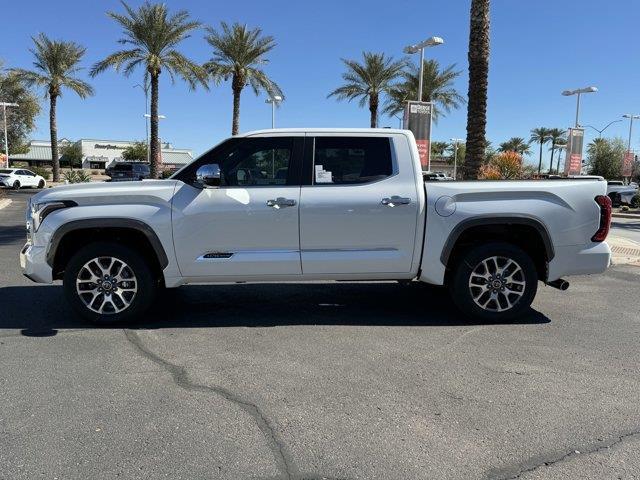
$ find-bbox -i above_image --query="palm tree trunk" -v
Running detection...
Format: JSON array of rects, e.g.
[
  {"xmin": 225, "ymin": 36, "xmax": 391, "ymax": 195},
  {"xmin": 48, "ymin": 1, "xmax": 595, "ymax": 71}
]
[
  {"xmin": 463, "ymin": 0, "xmax": 490, "ymax": 179},
  {"xmin": 149, "ymin": 73, "xmax": 160, "ymax": 178},
  {"xmin": 232, "ymin": 74, "xmax": 243, "ymax": 136},
  {"xmin": 537, "ymin": 141, "xmax": 543, "ymax": 174},
  {"xmin": 556, "ymin": 152, "xmax": 562, "ymax": 174},
  {"xmin": 369, "ymin": 95, "xmax": 378, "ymax": 128},
  {"xmin": 49, "ymin": 92, "xmax": 59, "ymax": 183},
  {"xmin": 549, "ymin": 143, "xmax": 556, "ymax": 173}
]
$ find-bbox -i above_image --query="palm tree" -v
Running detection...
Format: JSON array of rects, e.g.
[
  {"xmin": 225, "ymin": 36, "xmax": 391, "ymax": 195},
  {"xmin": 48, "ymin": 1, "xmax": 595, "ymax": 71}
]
[
  {"xmin": 91, "ymin": 1, "xmax": 207, "ymax": 178},
  {"xmin": 463, "ymin": 0, "xmax": 491, "ymax": 179},
  {"xmin": 430, "ymin": 141, "xmax": 450, "ymax": 158},
  {"xmin": 11, "ymin": 34, "xmax": 93, "ymax": 182},
  {"xmin": 530, "ymin": 127, "xmax": 552, "ymax": 174},
  {"xmin": 547, "ymin": 128, "xmax": 566, "ymax": 173},
  {"xmin": 382, "ymin": 60, "xmax": 464, "ymax": 122},
  {"xmin": 204, "ymin": 22, "xmax": 282, "ymax": 136},
  {"xmin": 499, "ymin": 137, "xmax": 531, "ymax": 156},
  {"xmin": 329, "ymin": 52, "xmax": 406, "ymax": 128}
]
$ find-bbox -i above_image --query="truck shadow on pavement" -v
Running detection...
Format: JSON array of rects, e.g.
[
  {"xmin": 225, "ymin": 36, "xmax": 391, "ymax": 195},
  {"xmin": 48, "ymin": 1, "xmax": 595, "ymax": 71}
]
[{"xmin": 0, "ymin": 282, "xmax": 550, "ymax": 337}]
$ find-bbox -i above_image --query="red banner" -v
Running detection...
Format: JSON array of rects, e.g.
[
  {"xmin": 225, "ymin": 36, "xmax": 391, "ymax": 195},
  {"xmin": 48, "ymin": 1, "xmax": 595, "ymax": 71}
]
[
  {"xmin": 564, "ymin": 128, "xmax": 584, "ymax": 176},
  {"xmin": 403, "ymin": 101, "xmax": 433, "ymax": 170},
  {"xmin": 622, "ymin": 151, "xmax": 634, "ymax": 177}
]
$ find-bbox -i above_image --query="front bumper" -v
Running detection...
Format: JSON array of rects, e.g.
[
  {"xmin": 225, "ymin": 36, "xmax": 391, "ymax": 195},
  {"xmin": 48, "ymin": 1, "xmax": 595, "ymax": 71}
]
[
  {"xmin": 20, "ymin": 243, "xmax": 53, "ymax": 283},
  {"xmin": 547, "ymin": 241, "xmax": 611, "ymax": 281}
]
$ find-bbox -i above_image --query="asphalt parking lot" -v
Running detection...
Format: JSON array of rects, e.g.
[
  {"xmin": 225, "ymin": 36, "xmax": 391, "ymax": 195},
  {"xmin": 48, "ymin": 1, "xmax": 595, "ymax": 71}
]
[{"xmin": 1, "ymin": 189, "xmax": 639, "ymax": 480}]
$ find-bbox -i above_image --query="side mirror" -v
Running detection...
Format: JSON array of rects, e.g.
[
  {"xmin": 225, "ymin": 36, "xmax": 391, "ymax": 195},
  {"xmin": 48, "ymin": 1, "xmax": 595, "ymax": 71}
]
[{"xmin": 196, "ymin": 163, "xmax": 221, "ymax": 187}]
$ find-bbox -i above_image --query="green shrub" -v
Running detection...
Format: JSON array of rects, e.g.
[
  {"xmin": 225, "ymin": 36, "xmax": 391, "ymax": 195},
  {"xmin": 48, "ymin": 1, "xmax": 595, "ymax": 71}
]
[
  {"xmin": 63, "ymin": 170, "xmax": 91, "ymax": 184},
  {"xmin": 621, "ymin": 205, "xmax": 630, "ymax": 212},
  {"xmin": 160, "ymin": 170, "xmax": 174, "ymax": 179},
  {"xmin": 631, "ymin": 194, "xmax": 640, "ymax": 209},
  {"xmin": 30, "ymin": 166, "xmax": 51, "ymax": 180}
]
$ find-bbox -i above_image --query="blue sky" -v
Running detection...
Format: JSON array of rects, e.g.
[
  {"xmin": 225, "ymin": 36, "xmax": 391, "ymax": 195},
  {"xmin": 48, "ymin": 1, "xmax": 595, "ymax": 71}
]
[{"xmin": 3, "ymin": 0, "xmax": 640, "ymax": 166}]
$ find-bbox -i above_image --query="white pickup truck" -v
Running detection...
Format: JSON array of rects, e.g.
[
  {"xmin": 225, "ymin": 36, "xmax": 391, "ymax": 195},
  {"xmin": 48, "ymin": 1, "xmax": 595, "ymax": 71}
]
[{"xmin": 21, "ymin": 129, "xmax": 612, "ymax": 323}]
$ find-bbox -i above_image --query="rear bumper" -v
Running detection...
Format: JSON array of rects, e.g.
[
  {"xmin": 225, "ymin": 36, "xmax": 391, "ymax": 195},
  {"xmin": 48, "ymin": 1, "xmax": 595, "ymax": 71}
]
[
  {"xmin": 547, "ymin": 242, "xmax": 611, "ymax": 281},
  {"xmin": 19, "ymin": 243, "xmax": 53, "ymax": 284}
]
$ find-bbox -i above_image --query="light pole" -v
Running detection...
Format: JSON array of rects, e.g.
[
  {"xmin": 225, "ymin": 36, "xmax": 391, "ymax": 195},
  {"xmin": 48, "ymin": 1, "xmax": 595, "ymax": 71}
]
[
  {"xmin": 583, "ymin": 119, "xmax": 622, "ymax": 138},
  {"xmin": 623, "ymin": 114, "xmax": 640, "ymax": 153},
  {"xmin": 143, "ymin": 114, "xmax": 166, "ymax": 164},
  {"xmin": 404, "ymin": 36, "xmax": 444, "ymax": 102},
  {"xmin": 450, "ymin": 138, "xmax": 463, "ymax": 180},
  {"xmin": 265, "ymin": 95, "xmax": 283, "ymax": 128},
  {"xmin": 134, "ymin": 83, "xmax": 150, "ymax": 161},
  {"xmin": 623, "ymin": 114, "xmax": 640, "ymax": 182},
  {"xmin": 561, "ymin": 86, "xmax": 597, "ymax": 127},
  {"xmin": 0, "ymin": 102, "xmax": 19, "ymax": 167}
]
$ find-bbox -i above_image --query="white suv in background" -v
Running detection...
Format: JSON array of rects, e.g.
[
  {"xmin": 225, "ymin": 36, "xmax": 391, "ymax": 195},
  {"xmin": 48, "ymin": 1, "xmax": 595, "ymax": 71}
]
[{"xmin": 0, "ymin": 168, "xmax": 47, "ymax": 190}]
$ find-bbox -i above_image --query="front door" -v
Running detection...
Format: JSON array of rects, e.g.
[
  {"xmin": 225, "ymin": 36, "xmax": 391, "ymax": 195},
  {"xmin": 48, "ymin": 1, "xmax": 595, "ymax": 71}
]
[
  {"xmin": 299, "ymin": 135, "xmax": 419, "ymax": 275},
  {"xmin": 172, "ymin": 136, "xmax": 303, "ymax": 278}
]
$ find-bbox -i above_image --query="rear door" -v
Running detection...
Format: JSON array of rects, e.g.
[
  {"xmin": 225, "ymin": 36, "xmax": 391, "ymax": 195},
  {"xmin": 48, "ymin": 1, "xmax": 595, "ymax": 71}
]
[
  {"xmin": 299, "ymin": 134, "xmax": 420, "ymax": 275},
  {"xmin": 172, "ymin": 135, "xmax": 304, "ymax": 278}
]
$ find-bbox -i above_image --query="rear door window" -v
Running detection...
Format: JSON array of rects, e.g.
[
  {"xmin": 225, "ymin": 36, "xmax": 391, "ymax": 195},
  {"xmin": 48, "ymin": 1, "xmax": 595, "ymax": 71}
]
[{"xmin": 312, "ymin": 137, "xmax": 393, "ymax": 185}]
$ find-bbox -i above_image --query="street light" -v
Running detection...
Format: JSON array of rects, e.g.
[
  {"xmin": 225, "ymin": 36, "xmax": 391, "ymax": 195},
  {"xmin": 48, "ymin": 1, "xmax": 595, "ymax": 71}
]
[
  {"xmin": 450, "ymin": 138, "xmax": 464, "ymax": 180},
  {"xmin": 561, "ymin": 86, "xmax": 597, "ymax": 127},
  {"xmin": 265, "ymin": 95, "xmax": 283, "ymax": 128},
  {"xmin": 134, "ymin": 83, "xmax": 150, "ymax": 161},
  {"xmin": 583, "ymin": 119, "xmax": 622, "ymax": 138},
  {"xmin": 404, "ymin": 36, "xmax": 444, "ymax": 102},
  {"xmin": 623, "ymin": 114, "xmax": 640, "ymax": 150},
  {"xmin": 0, "ymin": 102, "xmax": 19, "ymax": 167}
]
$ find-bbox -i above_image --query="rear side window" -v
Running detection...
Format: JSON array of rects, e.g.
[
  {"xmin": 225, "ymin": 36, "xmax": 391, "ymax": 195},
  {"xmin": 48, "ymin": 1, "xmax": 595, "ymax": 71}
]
[{"xmin": 313, "ymin": 137, "xmax": 393, "ymax": 185}]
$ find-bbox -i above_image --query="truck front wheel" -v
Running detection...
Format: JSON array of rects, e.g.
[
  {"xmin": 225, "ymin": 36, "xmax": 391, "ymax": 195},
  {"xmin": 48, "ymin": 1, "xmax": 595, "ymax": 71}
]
[
  {"xmin": 449, "ymin": 242, "xmax": 538, "ymax": 321},
  {"xmin": 63, "ymin": 242, "xmax": 157, "ymax": 324}
]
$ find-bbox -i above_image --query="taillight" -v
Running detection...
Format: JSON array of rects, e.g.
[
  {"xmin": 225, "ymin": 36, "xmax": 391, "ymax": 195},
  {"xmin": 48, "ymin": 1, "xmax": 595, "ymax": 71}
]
[{"xmin": 591, "ymin": 195, "xmax": 612, "ymax": 242}]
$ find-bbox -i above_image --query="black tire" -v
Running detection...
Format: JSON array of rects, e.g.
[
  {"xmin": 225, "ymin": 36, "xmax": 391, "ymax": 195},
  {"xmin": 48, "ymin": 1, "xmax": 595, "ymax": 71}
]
[
  {"xmin": 448, "ymin": 242, "xmax": 538, "ymax": 321},
  {"xmin": 12, "ymin": 180, "xmax": 20, "ymax": 190},
  {"xmin": 37, "ymin": 179, "xmax": 45, "ymax": 188},
  {"xmin": 63, "ymin": 242, "xmax": 157, "ymax": 324}
]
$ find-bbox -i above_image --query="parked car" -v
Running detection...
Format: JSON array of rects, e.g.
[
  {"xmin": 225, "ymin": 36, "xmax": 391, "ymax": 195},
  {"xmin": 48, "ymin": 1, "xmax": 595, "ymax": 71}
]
[
  {"xmin": 0, "ymin": 168, "xmax": 46, "ymax": 189},
  {"xmin": 607, "ymin": 181, "xmax": 639, "ymax": 206},
  {"xmin": 21, "ymin": 129, "xmax": 612, "ymax": 324},
  {"xmin": 106, "ymin": 162, "xmax": 151, "ymax": 181}
]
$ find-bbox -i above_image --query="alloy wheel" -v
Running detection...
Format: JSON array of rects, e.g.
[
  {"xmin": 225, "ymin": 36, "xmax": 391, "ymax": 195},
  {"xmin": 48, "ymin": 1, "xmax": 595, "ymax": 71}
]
[
  {"xmin": 76, "ymin": 256, "xmax": 138, "ymax": 314},
  {"xmin": 468, "ymin": 255, "xmax": 526, "ymax": 312}
]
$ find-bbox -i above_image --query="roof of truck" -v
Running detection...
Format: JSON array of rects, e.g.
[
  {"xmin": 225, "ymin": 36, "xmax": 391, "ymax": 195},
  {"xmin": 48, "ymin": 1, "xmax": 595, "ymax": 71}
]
[{"xmin": 238, "ymin": 128, "xmax": 412, "ymax": 137}]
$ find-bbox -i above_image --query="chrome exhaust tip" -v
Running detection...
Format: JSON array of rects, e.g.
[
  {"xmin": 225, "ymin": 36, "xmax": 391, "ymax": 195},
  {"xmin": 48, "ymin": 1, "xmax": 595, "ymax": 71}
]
[{"xmin": 547, "ymin": 279, "xmax": 570, "ymax": 291}]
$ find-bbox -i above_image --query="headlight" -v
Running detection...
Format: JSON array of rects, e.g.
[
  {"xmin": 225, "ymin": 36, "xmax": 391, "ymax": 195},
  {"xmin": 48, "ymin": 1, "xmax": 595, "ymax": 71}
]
[{"xmin": 30, "ymin": 200, "xmax": 77, "ymax": 232}]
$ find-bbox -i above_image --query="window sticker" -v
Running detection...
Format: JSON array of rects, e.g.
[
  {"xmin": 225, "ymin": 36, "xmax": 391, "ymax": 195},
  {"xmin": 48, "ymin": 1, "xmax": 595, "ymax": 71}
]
[{"xmin": 315, "ymin": 164, "xmax": 333, "ymax": 183}]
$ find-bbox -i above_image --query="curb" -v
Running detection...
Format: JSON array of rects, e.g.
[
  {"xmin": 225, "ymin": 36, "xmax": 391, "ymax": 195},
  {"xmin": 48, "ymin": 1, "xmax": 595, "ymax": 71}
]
[
  {"xmin": 612, "ymin": 213, "xmax": 640, "ymax": 219},
  {"xmin": 0, "ymin": 198, "xmax": 12, "ymax": 210}
]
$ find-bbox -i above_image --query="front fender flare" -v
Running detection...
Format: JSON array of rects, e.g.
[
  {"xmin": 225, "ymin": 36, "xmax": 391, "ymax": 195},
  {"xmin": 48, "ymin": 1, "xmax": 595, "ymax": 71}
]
[{"xmin": 46, "ymin": 218, "xmax": 169, "ymax": 269}]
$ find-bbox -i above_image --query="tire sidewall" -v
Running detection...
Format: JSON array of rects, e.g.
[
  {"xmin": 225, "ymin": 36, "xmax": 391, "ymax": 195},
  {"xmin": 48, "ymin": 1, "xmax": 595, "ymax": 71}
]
[
  {"xmin": 450, "ymin": 242, "xmax": 538, "ymax": 321},
  {"xmin": 13, "ymin": 180, "xmax": 20, "ymax": 190},
  {"xmin": 63, "ymin": 242, "xmax": 157, "ymax": 324},
  {"xmin": 38, "ymin": 179, "xmax": 45, "ymax": 188}
]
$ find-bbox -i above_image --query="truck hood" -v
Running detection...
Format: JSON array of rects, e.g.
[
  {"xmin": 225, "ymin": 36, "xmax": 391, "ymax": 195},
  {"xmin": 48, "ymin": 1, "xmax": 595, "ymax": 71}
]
[{"xmin": 31, "ymin": 179, "xmax": 181, "ymax": 206}]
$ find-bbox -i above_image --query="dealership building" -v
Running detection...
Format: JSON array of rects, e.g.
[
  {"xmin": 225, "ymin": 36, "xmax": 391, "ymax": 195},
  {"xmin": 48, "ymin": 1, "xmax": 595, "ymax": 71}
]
[{"xmin": 11, "ymin": 138, "xmax": 193, "ymax": 170}]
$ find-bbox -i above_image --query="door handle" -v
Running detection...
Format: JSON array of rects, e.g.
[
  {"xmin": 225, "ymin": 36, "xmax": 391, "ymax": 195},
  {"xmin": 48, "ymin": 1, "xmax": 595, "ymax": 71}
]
[
  {"xmin": 381, "ymin": 196, "xmax": 411, "ymax": 207},
  {"xmin": 267, "ymin": 197, "xmax": 297, "ymax": 208}
]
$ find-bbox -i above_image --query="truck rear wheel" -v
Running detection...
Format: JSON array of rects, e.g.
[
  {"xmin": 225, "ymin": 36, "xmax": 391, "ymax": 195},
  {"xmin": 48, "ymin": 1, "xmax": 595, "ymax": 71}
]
[
  {"xmin": 449, "ymin": 242, "xmax": 538, "ymax": 321},
  {"xmin": 63, "ymin": 242, "xmax": 157, "ymax": 324}
]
